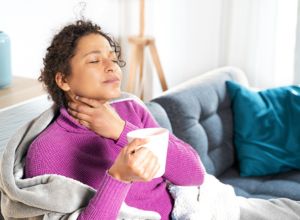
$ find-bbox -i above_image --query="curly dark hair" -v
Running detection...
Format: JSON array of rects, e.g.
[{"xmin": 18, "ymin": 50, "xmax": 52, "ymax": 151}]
[{"xmin": 39, "ymin": 20, "xmax": 125, "ymax": 107}]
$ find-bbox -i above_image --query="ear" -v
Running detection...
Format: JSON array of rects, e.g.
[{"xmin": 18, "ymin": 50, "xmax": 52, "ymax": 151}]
[{"xmin": 55, "ymin": 72, "xmax": 71, "ymax": 92}]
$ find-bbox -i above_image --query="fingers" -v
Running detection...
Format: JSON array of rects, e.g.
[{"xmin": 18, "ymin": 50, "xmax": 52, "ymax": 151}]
[
  {"xmin": 125, "ymin": 138, "xmax": 149, "ymax": 155},
  {"xmin": 67, "ymin": 108, "xmax": 91, "ymax": 122},
  {"xmin": 68, "ymin": 101, "xmax": 94, "ymax": 126},
  {"xmin": 131, "ymin": 147, "xmax": 150, "ymax": 164},
  {"xmin": 68, "ymin": 96, "xmax": 107, "ymax": 123},
  {"xmin": 68, "ymin": 95, "xmax": 104, "ymax": 115},
  {"xmin": 125, "ymin": 143, "xmax": 160, "ymax": 181},
  {"xmin": 111, "ymin": 138, "xmax": 160, "ymax": 183},
  {"xmin": 138, "ymin": 153, "xmax": 160, "ymax": 181},
  {"xmin": 150, "ymin": 161, "xmax": 160, "ymax": 179},
  {"xmin": 68, "ymin": 101, "xmax": 93, "ymax": 115}
]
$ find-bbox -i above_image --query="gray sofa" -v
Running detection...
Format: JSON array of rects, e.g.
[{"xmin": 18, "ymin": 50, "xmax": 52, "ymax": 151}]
[
  {"xmin": 147, "ymin": 66, "xmax": 300, "ymax": 200},
  {"xmin": 1, "ymin": 66, "xmax": 299, "ymax": 214}
]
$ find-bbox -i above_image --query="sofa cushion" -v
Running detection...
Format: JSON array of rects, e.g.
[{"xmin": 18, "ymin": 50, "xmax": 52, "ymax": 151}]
[
  {"xmin": 152, "ymin": 67, "xmax": 248, "ymax": 176},
  {"xmin": 220, "ymin": 168, "xmax": 300, "ymax": 200},
  {"xmin": 227, "ymin": 81, "xmax": 300, "ymax": 177}
]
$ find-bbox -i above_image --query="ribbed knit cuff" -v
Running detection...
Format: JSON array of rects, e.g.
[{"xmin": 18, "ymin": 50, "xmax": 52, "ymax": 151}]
[
  {"xmin": 115, "ymin": 121, "xmax": 139, "ymax": 147},
  {"xmin": 86, "ymin": 171, "xmax": 131, "ymax": 218}
]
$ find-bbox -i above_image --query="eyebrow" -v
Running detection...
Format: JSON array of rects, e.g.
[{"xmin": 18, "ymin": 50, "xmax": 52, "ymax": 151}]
[{"xmin": 82, "ymin": 50, "xmax": 115, "ymax": 58}]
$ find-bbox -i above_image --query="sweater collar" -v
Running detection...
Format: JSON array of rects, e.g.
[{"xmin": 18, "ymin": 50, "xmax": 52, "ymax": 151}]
[{"xmin": 56, "ymin": 107, "xmax": 91, "ymax": 133}]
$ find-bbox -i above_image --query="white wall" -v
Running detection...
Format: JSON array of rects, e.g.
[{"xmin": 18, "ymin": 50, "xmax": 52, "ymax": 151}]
[
  {"xmin": 148, "ymin": 0, "xmax": 223, "ymax": 98},
  {"xmin": 0, "ymin": 0, "xmax": 121, "ymax": 79}
]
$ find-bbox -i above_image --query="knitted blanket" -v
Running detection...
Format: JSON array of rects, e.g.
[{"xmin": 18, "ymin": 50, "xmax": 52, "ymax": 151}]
[{"xmin": 169, "ymin": 174, "xmax": 239, "ymax": 220}]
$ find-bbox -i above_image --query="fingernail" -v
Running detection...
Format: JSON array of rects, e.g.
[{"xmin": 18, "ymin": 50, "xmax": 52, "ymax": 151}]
[{"xmin": 75, "ymin": 96, "xmax": 79, "ymax": 100}]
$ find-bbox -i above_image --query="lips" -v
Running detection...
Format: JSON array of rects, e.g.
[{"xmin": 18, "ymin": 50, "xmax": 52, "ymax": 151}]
[{"xmin": 103, "ymin": 77, "xmax": 120, "ymax": 83}]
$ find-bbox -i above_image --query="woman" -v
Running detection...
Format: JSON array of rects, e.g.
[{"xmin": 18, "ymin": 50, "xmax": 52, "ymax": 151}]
[{"xmin": 24, "ymin": 20, "xmax": 205, "ymax": 219}]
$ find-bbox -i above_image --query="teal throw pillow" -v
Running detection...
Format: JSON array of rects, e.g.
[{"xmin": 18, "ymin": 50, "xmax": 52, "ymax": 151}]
[{"xmin": 226, "ymin": 81, "xmax": 300, "ymax": 176}]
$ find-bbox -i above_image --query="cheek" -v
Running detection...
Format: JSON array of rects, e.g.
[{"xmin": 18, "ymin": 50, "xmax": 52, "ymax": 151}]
[
  {"xmin": 116, "ymin": 67, "xmax": 123, "ymax": 79},
  {"xmin": 68, "ymin": 74, "xmax": 97, "ymax": 93},
  {"xmin": 70, "ymin": 69, "xmax": 100, "ymax": 85}
]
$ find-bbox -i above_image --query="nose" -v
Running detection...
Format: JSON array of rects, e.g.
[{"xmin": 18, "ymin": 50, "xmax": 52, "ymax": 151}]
[{"xmin": 103, "ymin": 59, "xmax": 115, "ymax": 73}]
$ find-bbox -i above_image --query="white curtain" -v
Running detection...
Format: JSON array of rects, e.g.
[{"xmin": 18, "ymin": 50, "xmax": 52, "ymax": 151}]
[
  {"xmin": 220, "ymin": 0, "xmax": 298, "ymax": 89},
  {"xmin": 294, "ymin": 0, "xmax": 300, "ymax": 85}
]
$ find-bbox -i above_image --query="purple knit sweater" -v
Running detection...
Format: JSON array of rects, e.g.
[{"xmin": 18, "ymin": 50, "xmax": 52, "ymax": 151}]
[{"xmin": 25, "ymin": 99, "xmax": 205, "ymax": 220}]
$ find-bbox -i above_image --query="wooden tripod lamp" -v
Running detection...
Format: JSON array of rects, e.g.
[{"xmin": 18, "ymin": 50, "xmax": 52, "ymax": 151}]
[{"xmin": 126, "ymin": 0, "xmax": 168, "ymax": 97}]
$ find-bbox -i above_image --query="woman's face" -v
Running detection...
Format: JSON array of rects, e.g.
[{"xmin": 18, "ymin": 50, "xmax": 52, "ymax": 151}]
[{"xmin": 63, "ymin": 33, "xmax": 122, "ymax": 101}]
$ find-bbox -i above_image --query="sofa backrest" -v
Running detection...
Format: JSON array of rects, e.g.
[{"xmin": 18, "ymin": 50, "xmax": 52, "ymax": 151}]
[
  {"xmin": 152, "ymin": 66, "xmax": 248, "ymax": 176},
  {"xmin": 145, "ymin": 102, "xmax": 173, "ymax": 132}
]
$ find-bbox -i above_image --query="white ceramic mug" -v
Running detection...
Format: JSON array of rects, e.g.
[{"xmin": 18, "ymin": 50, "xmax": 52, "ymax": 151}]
[{"xmin": 127, "ymin": 127, "xmax": 169, "ymax": 178}]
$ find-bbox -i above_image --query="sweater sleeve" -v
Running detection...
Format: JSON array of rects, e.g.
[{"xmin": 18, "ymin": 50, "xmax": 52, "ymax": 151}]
[
  {"xmin": 125, "ymin": 101, "xmax": 206, "ymax": 186},
  {"xmin": 78, "ymin": 172, "xmax": 131, "ymax": 220},
  {"xmin": 164, "ymin": 134, "xmax": 206, "ymax": 185}
]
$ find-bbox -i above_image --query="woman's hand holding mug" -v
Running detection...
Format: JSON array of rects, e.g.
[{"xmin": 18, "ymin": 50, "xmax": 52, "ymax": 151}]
[{"xmin": 108, "ymin": 138, "xmax": 160, "ymax": 183}]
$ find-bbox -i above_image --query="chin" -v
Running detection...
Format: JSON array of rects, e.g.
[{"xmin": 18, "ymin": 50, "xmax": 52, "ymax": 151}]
[{"xmin": 107, "ymin": 89, "xmax": 121, "ymax": 99}]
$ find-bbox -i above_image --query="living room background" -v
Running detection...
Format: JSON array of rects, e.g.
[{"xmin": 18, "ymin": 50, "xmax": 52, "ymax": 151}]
[{"xmin": 0, "ymin": 0, "xmax": 299, "ymax": 100}]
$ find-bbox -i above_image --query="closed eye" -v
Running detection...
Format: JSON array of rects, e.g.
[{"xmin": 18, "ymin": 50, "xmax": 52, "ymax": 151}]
[{"xmin": 89, "ymin": 60, "xmax": 99, "ymax": 63}]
